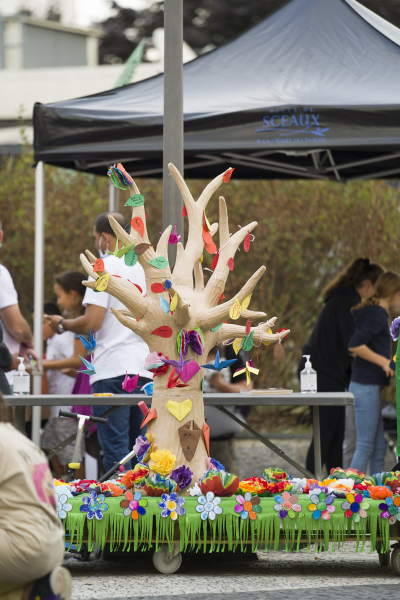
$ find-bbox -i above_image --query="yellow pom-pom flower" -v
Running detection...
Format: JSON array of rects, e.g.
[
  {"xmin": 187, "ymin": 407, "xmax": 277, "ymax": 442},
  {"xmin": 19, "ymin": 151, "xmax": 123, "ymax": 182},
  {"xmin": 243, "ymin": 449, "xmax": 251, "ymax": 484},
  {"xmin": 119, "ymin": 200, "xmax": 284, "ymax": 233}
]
[{"xmin": 149, "ymin": 449, "xmax": 176, "ymax": 476}]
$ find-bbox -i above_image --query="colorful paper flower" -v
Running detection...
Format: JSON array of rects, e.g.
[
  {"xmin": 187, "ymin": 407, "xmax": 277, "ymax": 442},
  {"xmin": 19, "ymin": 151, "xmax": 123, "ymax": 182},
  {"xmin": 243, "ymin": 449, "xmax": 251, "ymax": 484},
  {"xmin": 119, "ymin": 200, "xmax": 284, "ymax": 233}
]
[
  {"xmin": 274, "ymin": 491, "xmax": 302, "ymax": 519},
  {"xmin": 263, "ymin": 468, "xmax": 289, "ymax": 482},
  {"xmin": 142, "ymin": 473, "xmax": 177, "ymax": 497},
  {"xmin": 390, "ymin": 316, "xmax": 400, "ymax": 341},
  {"xmin": 196, "ymin": 491, "xmax": 223, "ymax": 521},
  {"xmin": 133, "ymin": 433, "xmax": 154, "ymax": 463},
  {"xmin": 341, "ymin": 493, "xmax": 369, "ymax": 522},
  {"xmin": 238, "ymin": 477, "xmax": 270, "ymax": 495},
  {"xmin": 199, "ymin": 470, "xmax": 239, "ymax": 497},
  {"xmin": 121, "ymin": 463, "xmax": 150, "ymax": 489},
  {"xmin": 379, "ymin": 496, "xmax": 400, "ymax": 524},
  {"xmin": 149, "ymin": 449, "xmax": 176, "ymax": 476},
  {"xmin": 80, "ymin": 491, "xmax": 108, "ymax": 521},
  {"xmin": 369, "ymin": 485, "xmax": 394, "ymax": 500},
  {"xmin": 56, "ymin": 493, "xmax": 72, "ymax": 520},
  {"xmin": 169, "ymin": 465, "xmax": 193, "ymax": 490},
  {"xmin": 206, "ymin": 457, "xmax": 226, "ymax": 472},
  {"xmin": 329, "ymin": 467, "xmax": 365, "ymax": 484},
  {"xmin": 158, "ymin": 492, "xmax": 186, "ymax": 520},
  {"xmin": 120, "ymin": 490, "xmax": 148, "ymax": 519},
  {"xmin": 235, "ymin": 492, "xmax": 262, "ymax": 520},
  {"xmin": 308, "ymin": 488, "xmax": 335, "ymax": 520},
  {"xmin": 368, "ymin": 472, "xmax": 400, "ymax": 493}
]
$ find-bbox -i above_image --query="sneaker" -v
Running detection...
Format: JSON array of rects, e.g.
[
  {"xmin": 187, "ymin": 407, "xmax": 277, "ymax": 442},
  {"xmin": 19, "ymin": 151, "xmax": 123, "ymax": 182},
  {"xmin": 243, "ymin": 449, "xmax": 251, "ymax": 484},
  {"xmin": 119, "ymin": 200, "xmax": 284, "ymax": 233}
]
[{"xmin": 29, "ymin": 566, "xmax": 71, "ymax": 600}]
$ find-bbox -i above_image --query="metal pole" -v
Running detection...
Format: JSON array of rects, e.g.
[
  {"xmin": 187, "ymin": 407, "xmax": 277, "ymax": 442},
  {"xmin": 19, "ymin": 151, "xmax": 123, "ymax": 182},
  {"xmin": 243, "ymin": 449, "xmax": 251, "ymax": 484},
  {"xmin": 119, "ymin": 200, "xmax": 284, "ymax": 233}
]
[
  {"xmin": 163, "ymin": 0, "xmax": 184, "ymax": 264},
  {"xmin": 32, "ymin": 161, "xmax": 45, "ymax": 445},
  {"xmin": 109, "ymin": 181, "xmax": 118, "ymax": 212}
]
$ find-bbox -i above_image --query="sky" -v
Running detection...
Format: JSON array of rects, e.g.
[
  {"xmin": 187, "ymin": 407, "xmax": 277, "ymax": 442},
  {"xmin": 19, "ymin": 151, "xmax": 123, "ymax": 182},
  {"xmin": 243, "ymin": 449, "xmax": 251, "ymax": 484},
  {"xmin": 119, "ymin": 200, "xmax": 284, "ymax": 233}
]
[{"xmin": 0, "ymin": 0, "xmax": 154, "ymax": 29}]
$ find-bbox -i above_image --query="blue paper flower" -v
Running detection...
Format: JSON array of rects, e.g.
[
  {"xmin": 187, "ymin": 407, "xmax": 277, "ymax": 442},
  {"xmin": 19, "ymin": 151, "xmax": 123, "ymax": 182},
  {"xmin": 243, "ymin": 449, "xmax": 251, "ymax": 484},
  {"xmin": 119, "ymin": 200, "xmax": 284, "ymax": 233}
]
[
  {"xmin": 158, "ymin": 492, "xmax": 185, "ymax": 520},
  {"xmin": 195, "ymin": 491, "xmax": 223, "ymax": 521},
  {"xmin": 390, "ymin": 316, "xmax": 400, "ymax": 341},
  {"xmin": 80, "ymin": 491, "xmax": 109, "ymax": 521},
  {"xmin": 56, "ymin": 493, "xmax": 72, "ymax": 520}
]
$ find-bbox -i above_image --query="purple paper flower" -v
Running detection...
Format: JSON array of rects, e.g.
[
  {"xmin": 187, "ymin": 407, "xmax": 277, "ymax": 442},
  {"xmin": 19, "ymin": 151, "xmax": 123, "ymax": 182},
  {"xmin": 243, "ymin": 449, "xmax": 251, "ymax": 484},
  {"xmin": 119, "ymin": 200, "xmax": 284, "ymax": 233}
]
[
  {"xmin": 390, "ymin": 317, "xmax": 400, "ymax": 341},
  {"xmin": 133, "ymin": 435, "xmax": 151, "ymax": 462},
  {"xmin": 169, "ymin": 465, "xmax": 193, "ymax": 490},
  {"xmin": 206, "ymin": 457, "xmax": 226, "ymax": 472}
]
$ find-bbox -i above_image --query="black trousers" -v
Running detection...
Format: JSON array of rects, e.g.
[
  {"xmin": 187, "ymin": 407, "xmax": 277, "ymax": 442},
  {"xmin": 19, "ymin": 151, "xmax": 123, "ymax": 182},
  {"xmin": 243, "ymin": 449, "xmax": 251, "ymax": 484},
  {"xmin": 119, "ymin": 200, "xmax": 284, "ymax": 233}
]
[{"xmin": 305, "ymin": 373, "xmax": 346, "ymax": 475}]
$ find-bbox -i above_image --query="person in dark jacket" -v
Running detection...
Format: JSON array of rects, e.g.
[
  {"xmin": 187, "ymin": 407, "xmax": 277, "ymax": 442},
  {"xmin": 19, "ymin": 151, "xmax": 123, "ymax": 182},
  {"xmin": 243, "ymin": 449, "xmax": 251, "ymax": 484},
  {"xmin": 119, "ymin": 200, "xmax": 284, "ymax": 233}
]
[
  {"xmin": 348, "ymin": 272, "xmax": 400, "ymax": 474},
  {"xmin": 299, "ymin": 258, "xmax": 383, "ymax": 475},
  {"xmin": 0, "ymin": 323, "xmax": 15, "ymax": 395}
]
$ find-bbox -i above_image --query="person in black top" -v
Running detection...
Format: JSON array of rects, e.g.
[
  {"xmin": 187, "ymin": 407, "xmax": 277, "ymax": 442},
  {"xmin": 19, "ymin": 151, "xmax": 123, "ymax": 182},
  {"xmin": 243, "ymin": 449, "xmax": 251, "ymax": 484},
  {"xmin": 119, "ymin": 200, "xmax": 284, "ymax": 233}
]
[
  {"xmin": 0, "ymin": 323, "xmax": 16, "ymax": 395},
  {"xmin": 299, "ymin": 258, "xmax": 383, "ymax": 475},
  {"xmin": 348, "ymin": 272, "xmax": 400, "ymax": 474}
]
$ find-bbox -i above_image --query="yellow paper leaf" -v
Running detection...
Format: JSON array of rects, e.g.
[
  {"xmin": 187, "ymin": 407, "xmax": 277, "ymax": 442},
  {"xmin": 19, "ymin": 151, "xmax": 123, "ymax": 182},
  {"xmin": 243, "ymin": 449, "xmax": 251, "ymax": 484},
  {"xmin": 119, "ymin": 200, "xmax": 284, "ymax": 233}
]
[
  {"xmin": 95, "ymin": 274, "xmax": 110, "ymax": 292},
  {"xmin": 241, "ymin": 294, "xmax": 252, "ymax": 310},
  {"xmin": 263, "ymin": 327, "xmax": 273, "ymax": 346},
  {"xmin": 170, "ymin": 292, "xmax": 178, "ymax": 312},
  {"xmin": 200, "ymin": 254, "xmax": 203, "ymax": 263},
  {"xmin": 204, "ymin": 211, "xmax": 211, "ymax": 231},
  {"xmin": 245, "ymin": 369, "xmax": 251, "ymax": 385},
  {"xmin": 229, "ymin": 297, "xmax": 242, "ymax": 320},
  {"xmin": 232, "ymin": 338, "xmax": 242, "ymax": 355},
  {"xmin": 165, "ymin": 399, "xmax": 192, "ymax": 422}
]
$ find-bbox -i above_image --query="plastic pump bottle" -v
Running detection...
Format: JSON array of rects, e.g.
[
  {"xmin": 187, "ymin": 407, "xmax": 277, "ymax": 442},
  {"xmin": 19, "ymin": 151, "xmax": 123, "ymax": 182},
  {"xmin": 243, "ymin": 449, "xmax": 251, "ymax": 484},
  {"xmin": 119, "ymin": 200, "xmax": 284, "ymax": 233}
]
[
  {"xmin": 13, "ymin": 357, "xmax": 30, "ymax": 396},
  {"xmin": 300, "ymin": 355, "xmax": 317, "ymax": 393}
]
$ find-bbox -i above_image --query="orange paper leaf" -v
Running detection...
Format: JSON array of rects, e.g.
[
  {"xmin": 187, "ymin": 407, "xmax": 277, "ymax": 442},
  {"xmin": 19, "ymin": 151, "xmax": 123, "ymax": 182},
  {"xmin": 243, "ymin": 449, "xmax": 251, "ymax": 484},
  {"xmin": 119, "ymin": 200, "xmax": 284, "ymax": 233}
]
[{"xmin": 131, "ymin": 216, "xmax": 145, "ymax": 237}]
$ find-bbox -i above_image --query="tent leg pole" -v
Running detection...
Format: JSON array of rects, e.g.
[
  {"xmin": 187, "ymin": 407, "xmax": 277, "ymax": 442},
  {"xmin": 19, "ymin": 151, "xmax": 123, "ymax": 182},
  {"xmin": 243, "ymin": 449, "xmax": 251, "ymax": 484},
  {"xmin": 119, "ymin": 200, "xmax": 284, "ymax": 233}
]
[
  {"xmin": 163, "ymin": 0, "xmax": 184, "ymax": 264},
  {"xmin": 32, "ymin": 162, "xmax": 44, "ymax": 445}
]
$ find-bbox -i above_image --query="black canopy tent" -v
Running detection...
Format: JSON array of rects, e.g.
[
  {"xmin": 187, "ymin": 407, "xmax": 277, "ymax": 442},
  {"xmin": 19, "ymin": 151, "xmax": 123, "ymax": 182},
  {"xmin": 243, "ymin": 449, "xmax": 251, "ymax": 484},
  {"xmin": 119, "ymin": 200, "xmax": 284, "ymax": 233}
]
[{"xmin": 34, "ymin": 0, "xmax": 400, "ymax": 183}]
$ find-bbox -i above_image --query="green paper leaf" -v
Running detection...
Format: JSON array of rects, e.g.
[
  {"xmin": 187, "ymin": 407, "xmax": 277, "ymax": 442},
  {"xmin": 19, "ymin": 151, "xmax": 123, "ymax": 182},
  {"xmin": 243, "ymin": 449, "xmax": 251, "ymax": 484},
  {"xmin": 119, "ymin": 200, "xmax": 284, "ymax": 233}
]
[
  {"xmin": 241, "ymin": 331, "xmax": 254, "ymax": 351},
  {"xmin": 125, "ymin": 247, "xmax": 138, "ymax": 266},
  {"xmin": 125, "ymin": 194, "xmax": 145, "ymax": 207},
  {"xmin": 148, "ymin": 256, "xmax": 168, "ymax": 269},
  {"xmin": 211, "ymin": 324, "xmax": 223, "ymax": 332}
]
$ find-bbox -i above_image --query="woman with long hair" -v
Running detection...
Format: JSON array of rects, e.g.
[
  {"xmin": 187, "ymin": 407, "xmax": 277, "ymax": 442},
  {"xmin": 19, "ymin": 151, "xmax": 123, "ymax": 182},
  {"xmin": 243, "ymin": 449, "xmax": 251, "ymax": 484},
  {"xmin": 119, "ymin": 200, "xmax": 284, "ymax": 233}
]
[
  {"xmin": 299, "ymin": 258, "xmax": 383, "ymax": 475},
  {"xmin": 349, "ymin": 272, "xmax": 400, "ymax": 473}
]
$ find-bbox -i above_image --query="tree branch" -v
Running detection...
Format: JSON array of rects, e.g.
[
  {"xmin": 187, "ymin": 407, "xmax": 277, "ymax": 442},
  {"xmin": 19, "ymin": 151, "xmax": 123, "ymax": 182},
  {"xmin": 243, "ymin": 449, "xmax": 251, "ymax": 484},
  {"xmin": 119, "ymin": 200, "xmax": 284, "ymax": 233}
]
[
  {"xmin": 217, "ymin": 318, "xmax": 290, "ymax": 344},
  {"xmin": 200, "ymin": 266, "xmax": 266, "ymax": 330},
  {"xmin": 109, "ymin": 307, "xmax": 147, "ymax": 335},
  {"xmin": 162, "ymin": 281, "xmax": 192, "ymax": 326}
]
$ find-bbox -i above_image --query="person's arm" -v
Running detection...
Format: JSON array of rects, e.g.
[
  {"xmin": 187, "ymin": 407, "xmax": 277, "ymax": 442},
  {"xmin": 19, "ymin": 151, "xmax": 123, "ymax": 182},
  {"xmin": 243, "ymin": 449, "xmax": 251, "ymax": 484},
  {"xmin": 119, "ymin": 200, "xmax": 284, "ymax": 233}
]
[
  {"xmin": 42, "ymin": 338, "xmax": 86, "ymax": 371},
  {"xmin": 0, "ymin": 304, "xmax": 33, "ymax": 344},
  {"xmin": 44, "ymin": 304, "xmax": 106, "ymax": 336},
  {"xmin": 348, "ymin": 344, "xmax": 394, "ymax": 377}
]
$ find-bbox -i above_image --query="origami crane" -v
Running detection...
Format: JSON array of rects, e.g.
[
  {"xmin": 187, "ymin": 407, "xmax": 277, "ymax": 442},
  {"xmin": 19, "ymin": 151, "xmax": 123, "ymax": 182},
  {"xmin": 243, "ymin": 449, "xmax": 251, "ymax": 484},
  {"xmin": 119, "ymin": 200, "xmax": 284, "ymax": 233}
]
[
  {"xmin": 169, "ymin": 223, "xmax": 181, "ymax": 245},
  {"xmin": 122, "ymin": 372, "xmax": 140, "ymax": 393},
  {"xmin": 79, "ymin": 355, "xmax": 96, "ymax": 376},
  {"xmin": 202, "ymin": 350, "xmax": 236, "ymax": 372},
  {"xmin": 233, "ymin": 359, "xmax": 259, "ymax": 385},
  {"xmin": 166, "ymin": 368, "xmax": 189, "ymax": 389},
  {"xmin": 78, "ymin": 329, "xmax": 96, "ymax": 353},
  {"xmin": 107, "ymin": 237, "xmax": 134, "ymax": 258},
  {"xmin": 162, "ymin": 348, "xmax": 194, "ymax": 374}
]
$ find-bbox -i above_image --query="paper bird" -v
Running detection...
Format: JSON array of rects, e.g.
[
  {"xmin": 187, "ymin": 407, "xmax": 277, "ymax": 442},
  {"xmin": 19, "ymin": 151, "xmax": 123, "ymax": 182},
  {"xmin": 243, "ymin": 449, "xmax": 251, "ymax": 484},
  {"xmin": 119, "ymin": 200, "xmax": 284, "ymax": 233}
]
[
  {"xmin": 141, "ymin": 381, "xmax": 154, "ymax": 396},
  {"xmin": 107, "ymin": 237, "xmax": 134, "ymax": 259},
  {"xmin": 162, "ymin": 348, "xmax": 194, "ymax": 374},
  {"xmin": 78, "ymin": 329, "xmax": 96, "ymax": 353},
  {"xmin": 169, "ymin": 223, "xmax": 181, "ymax": 245},
  {"xmin": 202, "ymin": 350, "xmax": 236, "ymax": 372},
  {"xmin": 79, "ymin": 355, "xmax": 96, "ymax": 375},
  {"xmin": 166, "ymin": 368, "xmax": 188, "ymax": 389},
  {"xmin": 122, "ymin": 372, "xmax": 140, "ymax": 393},
  {"xmin": 233, "ymin": 359, "xmax": 259, "ymax": 385}
]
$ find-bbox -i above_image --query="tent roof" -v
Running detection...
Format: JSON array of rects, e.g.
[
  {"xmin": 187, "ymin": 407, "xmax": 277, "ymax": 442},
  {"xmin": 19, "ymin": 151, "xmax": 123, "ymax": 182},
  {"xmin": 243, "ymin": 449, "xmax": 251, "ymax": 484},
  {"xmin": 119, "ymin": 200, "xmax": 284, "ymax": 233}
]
[{"xmin": 33, "ymin": 0, "xmax": 400, "ymax": 182}]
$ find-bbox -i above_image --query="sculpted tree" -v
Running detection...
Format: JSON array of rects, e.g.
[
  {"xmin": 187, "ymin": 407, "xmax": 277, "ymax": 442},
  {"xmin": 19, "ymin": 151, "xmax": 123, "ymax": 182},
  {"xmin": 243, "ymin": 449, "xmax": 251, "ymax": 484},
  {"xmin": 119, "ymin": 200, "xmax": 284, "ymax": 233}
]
[{"xmin": 80, "ymin": 164, "xmax": 289, "ymax": 487}]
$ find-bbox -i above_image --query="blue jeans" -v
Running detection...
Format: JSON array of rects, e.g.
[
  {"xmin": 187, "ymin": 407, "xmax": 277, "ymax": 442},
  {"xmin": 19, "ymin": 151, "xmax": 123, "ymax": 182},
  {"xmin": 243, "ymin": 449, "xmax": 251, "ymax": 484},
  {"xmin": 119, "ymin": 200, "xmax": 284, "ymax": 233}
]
[
  {"xmin": 349, "ymin": 381, "xmax": 386, "ymax": 474},
  {"xmin": 92, "ymin": 375, "xmax": 152, "ymax": 471}
]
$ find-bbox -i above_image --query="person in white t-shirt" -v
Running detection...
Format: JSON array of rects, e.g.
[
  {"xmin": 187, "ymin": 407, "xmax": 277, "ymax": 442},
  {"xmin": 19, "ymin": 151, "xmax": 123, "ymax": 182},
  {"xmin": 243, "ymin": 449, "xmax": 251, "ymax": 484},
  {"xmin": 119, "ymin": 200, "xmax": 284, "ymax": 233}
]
[
  {"xmin": 0, "ymin": 219, "xmax": 40, "ymax": 387},
  {"xmin": 45, "ymin": 213, "xmax": 152, "ymax": 472}
]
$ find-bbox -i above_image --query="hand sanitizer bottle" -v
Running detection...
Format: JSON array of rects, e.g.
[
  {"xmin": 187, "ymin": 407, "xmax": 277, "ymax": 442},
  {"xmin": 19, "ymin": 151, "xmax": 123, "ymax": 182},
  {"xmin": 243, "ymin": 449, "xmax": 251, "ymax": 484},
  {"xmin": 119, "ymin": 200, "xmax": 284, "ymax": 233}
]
[
  {"xmin": 13, "ymin": 357, "xmax": 30, "ymax": 396},
  {"xmin": 300, "ymin": 355, "xmax": 317, "ymax": 393}
]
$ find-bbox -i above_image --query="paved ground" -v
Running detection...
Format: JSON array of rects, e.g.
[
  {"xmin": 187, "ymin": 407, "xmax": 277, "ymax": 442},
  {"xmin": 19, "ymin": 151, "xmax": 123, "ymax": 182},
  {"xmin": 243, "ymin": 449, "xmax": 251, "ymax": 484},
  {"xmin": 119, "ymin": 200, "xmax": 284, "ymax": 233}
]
[{"xmin": 64, "ymin": 542, "xmax": 399, "ymax": 600}]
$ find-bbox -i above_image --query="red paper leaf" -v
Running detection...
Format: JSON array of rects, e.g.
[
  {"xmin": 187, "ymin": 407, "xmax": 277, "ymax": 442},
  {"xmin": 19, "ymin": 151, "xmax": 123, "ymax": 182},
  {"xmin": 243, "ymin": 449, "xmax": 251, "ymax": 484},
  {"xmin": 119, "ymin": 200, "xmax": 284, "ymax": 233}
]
[
  {"xmin": 277, "ymin": 328, "xmax": 289, "ymax": 339},
  {"xmin": 219, "ymin": 293, "xmax": 225, "ymax": 303},
  {"xmin": 203, "ymin": 423, "xmax": 210, "ymax": 457},
  {"xmin": 133, "ymin": 283, "xmax": 142, "ymax": 294},
  {"xmin": 228, "ymin": 257, "xmax": 234, "ymax": 271},
  {"xmin": 151, "ymin": 283, "xmax": 165, "ymax": 293},
  {"xmin": 245, "ymin": 319, "xmax": 251, "ymax": 335},
  {"xmin": 93, "ymin": 258, "xmax": 104, "ymax": 272},
  {"xmin": 131, "ymin": 216, "xmax": 145, "ymax": 237},
  {"xmin": 244, "ymin": 231, "xmax": 251, "ymax": 252},
  {"xmin": 211, "ymin": 252, "xmax": 219, "ymax": 270},
  {"xmin": 223, "ymin": 168, "xmax": 235, "ymax": 183},
  {"xmin": 182, "ymin": 205, "xmax": 187, "ymax": 217},
  {"xmin": 202, "ymin": 226, "xmax": 213, "ymax": 245},
  {"xmin": 112, "ymin": 274, "xmax": 121, "ymax": 278},
  {"xmin": 151, "ymin": 326, "xmax": 172, "ymax": 338}
]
